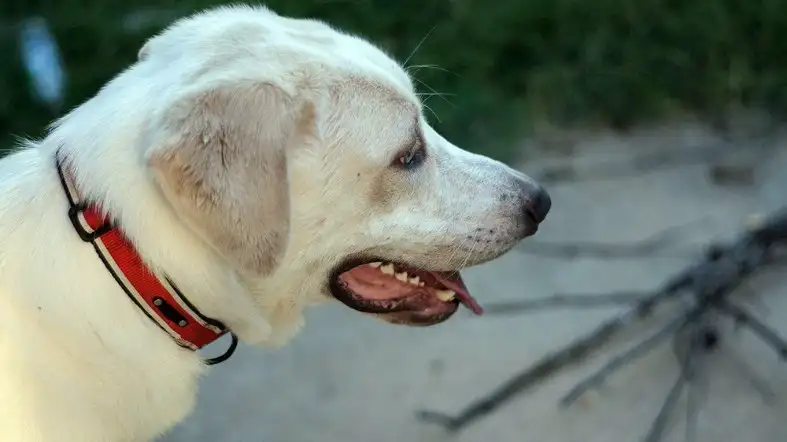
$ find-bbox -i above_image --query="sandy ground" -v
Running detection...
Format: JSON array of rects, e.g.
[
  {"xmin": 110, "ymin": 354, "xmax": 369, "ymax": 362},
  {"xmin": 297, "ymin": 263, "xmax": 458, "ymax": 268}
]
[{"xmin": 159, "ymin": 122, "xmax": 787, "ymax": 442}]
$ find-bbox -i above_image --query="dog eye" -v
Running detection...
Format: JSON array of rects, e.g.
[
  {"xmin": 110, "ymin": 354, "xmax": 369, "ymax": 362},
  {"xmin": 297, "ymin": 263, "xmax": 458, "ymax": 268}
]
[{"xmin": 395, "ymin": 146, "xmax": 426, "ymax": 170}]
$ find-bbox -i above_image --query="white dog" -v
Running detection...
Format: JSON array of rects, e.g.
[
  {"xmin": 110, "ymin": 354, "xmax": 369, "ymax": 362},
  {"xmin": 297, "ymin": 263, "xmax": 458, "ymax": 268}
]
[{"xmin": 0, "ymin": 5, "xmax": 550, "ymax": 441}]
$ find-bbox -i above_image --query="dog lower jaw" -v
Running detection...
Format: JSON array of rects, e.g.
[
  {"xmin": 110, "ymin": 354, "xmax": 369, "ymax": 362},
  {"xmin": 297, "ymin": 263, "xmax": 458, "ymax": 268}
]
[{"xmin": 374, "ymin": 307, "xmax": 459, "ymax": 326}]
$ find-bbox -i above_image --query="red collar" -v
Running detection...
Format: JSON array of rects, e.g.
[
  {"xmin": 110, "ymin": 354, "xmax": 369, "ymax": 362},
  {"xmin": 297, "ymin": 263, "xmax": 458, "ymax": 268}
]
[{"xmin": 55, "ymin": 150, "xmax": 237, "ymax": 365}]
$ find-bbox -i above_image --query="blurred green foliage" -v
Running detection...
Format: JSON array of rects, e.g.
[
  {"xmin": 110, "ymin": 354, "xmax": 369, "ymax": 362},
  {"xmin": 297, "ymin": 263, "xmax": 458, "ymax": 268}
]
[{"xmin": 2, "ymin": 0, "xmax": 787, "ymax": 161}]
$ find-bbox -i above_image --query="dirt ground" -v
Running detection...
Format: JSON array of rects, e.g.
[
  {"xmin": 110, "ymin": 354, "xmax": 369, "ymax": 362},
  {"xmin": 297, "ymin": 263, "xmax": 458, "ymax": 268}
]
[{"xmin": 159, "ymin": 121, "xmax": 787, "ymax": 442}]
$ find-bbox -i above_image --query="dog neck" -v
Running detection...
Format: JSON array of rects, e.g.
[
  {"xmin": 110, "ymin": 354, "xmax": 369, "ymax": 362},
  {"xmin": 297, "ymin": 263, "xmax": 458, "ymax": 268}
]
[
  {"xmin": 38, "ymin": 94, "xmax": 279, "ymax": 348},
  {"xmin": 16, "ymin": 72, "xmax": 285, "ymax": 350},
  {"xmin": 55, "ymin": 148, "xmax": 242, "ymax": 363}
]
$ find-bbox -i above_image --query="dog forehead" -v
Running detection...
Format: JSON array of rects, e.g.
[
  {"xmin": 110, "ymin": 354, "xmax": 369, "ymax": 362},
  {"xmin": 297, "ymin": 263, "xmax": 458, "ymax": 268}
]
[
  {"xmin": 324, "ymin": 77, "xmax": 419, "ymax": 159},
  {"xmin": 150, "ymin": 5, "xmax": 414, "ymax": 92},
  {"xmin": 151, "ymin": 6, "xmax": 421, "ymax": 159}
]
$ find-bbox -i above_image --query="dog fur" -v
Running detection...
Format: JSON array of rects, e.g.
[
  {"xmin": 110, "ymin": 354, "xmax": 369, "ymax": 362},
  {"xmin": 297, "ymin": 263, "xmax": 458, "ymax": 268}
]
[{"xmin": 0, "ymin": 5, "xmax": 546, "ymax": 441}]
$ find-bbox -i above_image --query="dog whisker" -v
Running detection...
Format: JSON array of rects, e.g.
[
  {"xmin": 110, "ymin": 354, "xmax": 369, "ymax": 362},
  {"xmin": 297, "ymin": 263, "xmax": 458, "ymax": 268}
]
[
  {"xmin": 413, "ymin": 78, "xmax": 456, "ymax": 108},
  {"xmin": 407, "ymin": 64, "xmax": 461, "ymax": 77},
  {"xmin": 421, "ymin": 102, "xmax": 442, "ymax": 123},
  {"xmin": 402, "ymin": 25, "xmax": 437, "ymax": 68}
]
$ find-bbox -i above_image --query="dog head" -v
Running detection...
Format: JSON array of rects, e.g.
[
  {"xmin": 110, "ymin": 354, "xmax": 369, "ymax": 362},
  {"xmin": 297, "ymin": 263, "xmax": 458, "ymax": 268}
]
[{"xmin": 141, "ymin": 6, "xmax": 550, "ymax": 329}]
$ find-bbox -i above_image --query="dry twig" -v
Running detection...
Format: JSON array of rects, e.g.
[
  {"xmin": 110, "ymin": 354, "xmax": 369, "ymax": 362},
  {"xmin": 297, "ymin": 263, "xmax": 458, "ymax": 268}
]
[
  {"xmin": 534, "ymin": 127, "xmax": 779, "ymax": 185},
  {"xmin": 417, "ymin": 208, "xmax": 787, "ymax": 440},
  {"xmin": 515, "ymin": 219, "xmax": 709, "ymax": 260}
]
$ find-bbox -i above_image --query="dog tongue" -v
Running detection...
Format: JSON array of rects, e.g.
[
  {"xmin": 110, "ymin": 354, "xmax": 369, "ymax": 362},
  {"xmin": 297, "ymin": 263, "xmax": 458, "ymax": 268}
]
[{"xmin": 432, "ymin": 271, "xmax": 484, "ymax": 315}]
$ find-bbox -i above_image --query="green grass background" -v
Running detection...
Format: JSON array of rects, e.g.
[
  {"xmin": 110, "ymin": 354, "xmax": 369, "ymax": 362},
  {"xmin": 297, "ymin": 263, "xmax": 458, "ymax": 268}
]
[{"xmin": 3, "ymin": 0, "xmax": 787, "ymax": 161}]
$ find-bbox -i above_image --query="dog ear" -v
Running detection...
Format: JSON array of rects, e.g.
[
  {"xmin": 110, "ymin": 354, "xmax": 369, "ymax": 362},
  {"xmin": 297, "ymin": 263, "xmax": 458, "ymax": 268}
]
[{"xmin": 146, "ymin": 82, "xmax": 316, "ymax": 276}]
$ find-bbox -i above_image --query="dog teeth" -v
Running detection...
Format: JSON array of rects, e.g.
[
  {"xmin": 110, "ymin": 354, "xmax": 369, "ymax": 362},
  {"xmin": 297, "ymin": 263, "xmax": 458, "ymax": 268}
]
[
  {"xmin": 435, "ymin": 290, "xmax": 456, "ymax": 302},
  {"xmin": 372, "ymin": 263, "xmax": 424, "ymax": 287}
]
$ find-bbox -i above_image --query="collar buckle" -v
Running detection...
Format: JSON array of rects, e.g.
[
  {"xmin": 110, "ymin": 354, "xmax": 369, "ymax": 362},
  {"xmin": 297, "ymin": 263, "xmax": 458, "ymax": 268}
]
[{"xmin": 67, "ymin": 202, "xmax": 112, "ymax": 242}]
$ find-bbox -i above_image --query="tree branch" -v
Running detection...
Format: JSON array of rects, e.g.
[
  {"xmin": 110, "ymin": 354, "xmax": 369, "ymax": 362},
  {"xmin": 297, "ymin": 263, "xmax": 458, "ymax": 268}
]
[
  {"xmin": 417, "ymin": 207, "xmax": 787, "ymax": 436},
  {"xmin": 644, "ymin": 321, "xmax": 703, "ymax": 442},
  {"xmin": 482, "ymin": 292, "xmax": 646, "ymax": 315},
  {"xmin": 716, "ymin": 301, "xmax": 787, "ymax": 359},
  {"xmin": 516, "ymin": 219, "xmax": 709, "ymax": 260},
  {"xmin": 534, "ymin": 129, "xmax": 778, "ymax": 185},
  {"xmin": 416, "ymin": 273, "xmax": 691, "ymax": 431},
  {"xmin": 559, "ymin": 306, "xmax": 702, "ymax": 407}
]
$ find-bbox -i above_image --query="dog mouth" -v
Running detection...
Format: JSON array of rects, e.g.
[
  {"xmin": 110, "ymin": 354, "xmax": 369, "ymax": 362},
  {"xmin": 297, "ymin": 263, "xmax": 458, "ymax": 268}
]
[{"xmin": 328, "ymin": 260, "xmax": 483, "ymax": 326}]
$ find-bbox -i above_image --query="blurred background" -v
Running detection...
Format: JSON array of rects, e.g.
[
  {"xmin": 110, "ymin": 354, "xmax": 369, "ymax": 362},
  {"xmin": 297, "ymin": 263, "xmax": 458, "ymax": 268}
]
[
  {"xmin": 5, "ymin": 0, "xmax": 787, "ymax": 160},
  {"xmin": 4, "ymin": 1, "xmax": 787, "ymax": 441}
]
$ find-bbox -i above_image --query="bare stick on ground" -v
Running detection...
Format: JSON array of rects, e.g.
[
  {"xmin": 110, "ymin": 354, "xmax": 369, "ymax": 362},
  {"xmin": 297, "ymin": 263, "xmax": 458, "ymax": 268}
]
[
  {"xmin": 481, "ymin": 291, "xmax": 646, "ymax": 315},
  {"xmin": 533, "ymin": 127, "xmax": 779, "ymax": 185},
  {"xmin": 644, "ymin": 323, "xmax": 703, "ymax": 442},
  {"xmin": 417, "ymin": 208, "xmax": 787, "ymax": 439},
  {"xmin": 515, "ymin": 218, "xmax": 711, "ymax": 260},
  {"xmin": 679, "ymin": 322, "xmax": 716, "ymax": 442},
  {"xmin": 559, "ymin": 306, "xmax": 702, "ymax": 408}
]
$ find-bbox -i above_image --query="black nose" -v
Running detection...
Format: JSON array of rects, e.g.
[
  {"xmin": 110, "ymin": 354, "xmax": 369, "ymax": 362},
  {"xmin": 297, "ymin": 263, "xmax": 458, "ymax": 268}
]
[{"xmin": 524, "ymin": 185, "xmax": 551, "ymax": 224}]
